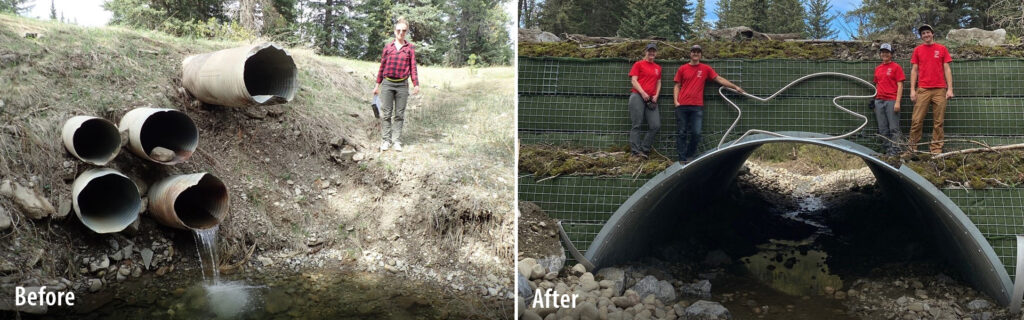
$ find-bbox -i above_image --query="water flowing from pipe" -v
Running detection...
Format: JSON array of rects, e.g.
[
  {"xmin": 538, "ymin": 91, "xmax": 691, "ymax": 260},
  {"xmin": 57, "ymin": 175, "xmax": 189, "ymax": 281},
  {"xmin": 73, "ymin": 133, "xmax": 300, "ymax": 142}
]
[{"xmin": 193, "ymin": 225, "xmax": 220, "ymax": 283}]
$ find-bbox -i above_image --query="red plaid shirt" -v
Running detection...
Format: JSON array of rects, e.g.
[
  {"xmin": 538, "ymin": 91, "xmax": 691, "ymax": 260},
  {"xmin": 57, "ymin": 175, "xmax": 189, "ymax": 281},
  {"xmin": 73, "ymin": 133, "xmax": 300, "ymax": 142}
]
[{"xmin": 376, "ymin": 41, "xmax": 419, "ymax": 86}]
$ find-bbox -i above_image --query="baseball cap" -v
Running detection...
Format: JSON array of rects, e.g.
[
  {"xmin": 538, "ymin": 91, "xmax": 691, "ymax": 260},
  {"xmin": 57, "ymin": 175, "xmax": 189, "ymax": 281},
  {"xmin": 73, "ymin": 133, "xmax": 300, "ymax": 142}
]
[
  {"xmin": 879, "ymin": 43, "xmax": 893, "ymax": 52},
  {"xmin": 645, "ymin": 42, "xmax": 658, "ymax": 51},
  {"xmin": 690, "ymin": 45, "xmax": 702, "ymax": 52},
  {"xmin": 918, "ymin": 24, "xmax": 933, "ymax": 34}
]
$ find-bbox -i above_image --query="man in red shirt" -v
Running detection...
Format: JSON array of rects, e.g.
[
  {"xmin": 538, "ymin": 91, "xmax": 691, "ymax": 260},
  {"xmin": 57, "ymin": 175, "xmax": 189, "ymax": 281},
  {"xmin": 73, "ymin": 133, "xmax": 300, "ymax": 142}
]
[
  {"xmin": 672, "ymin": 45, "xmax": 743, "ymax": 163},
  {"xmin": 872, "ymin": 43, "xmax": 906, "ymax": 155},
  {"xmin": 909, "ymin": 24, "xmax": 954, "ymax": 154},
  {"xmin": 627, "ymin": 43, "xmax": 662, "ymax": 159}
]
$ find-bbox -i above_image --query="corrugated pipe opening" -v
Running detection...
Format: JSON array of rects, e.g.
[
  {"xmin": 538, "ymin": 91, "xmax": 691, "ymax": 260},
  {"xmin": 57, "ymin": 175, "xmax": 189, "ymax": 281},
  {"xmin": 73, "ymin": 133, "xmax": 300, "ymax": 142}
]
[
  {"xmin": 149, "ymin": 173, "xmax": 229, "ymax": 230},
  {"xmin": 72, "ymin": 168, "xmax": 142, "ymax": 233},
  {"xmin": 182, "ymin": 43, "xmax": 297, "ymax": 107},
  {"xmin": 243, "ymin": 45, "xmax": 298, "ymax": 104},
  {"xmin": 119, "ymin": 108, "xmax": 198, "ymax": 165},
  {"xmin": 62, "ymin": 116, "xmax": 121, "ymax": 166}
]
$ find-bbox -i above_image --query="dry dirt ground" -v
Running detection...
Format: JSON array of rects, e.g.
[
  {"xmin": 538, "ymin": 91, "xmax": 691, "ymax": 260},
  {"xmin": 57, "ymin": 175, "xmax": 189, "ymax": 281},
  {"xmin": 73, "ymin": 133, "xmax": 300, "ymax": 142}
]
[
  {"xmin": 517, "ymin": 201, "xmax": 561, "ymax": 262},
  {"xmin": 0, "ymin": 14, "xmax": 513, "ymax": 317}
]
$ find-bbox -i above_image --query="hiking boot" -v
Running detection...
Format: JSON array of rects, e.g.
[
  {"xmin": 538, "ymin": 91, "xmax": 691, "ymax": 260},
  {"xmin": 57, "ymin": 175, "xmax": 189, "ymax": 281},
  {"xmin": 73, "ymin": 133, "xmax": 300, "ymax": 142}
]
[
  {"xmin": 392, "ymin": 141, "xmax": 403, "ymax": 152},
  {"xmin": 380, "ymin": 141, "xmax": 391, "ymax": 151}
]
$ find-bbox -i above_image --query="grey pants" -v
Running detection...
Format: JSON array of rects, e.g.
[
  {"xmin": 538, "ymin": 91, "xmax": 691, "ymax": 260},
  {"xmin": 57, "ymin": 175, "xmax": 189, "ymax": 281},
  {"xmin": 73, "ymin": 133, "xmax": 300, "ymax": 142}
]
[
  {"xmin": 380, "ymin": 80, "xmax": 409, "ymax": 143},
  {"xmin": 628, "ymin": 93, "xmax": 661, "ymax": 153},
  {"xmin": 873, "ymin": 99, "xmax": 902, "ymax": 154}
]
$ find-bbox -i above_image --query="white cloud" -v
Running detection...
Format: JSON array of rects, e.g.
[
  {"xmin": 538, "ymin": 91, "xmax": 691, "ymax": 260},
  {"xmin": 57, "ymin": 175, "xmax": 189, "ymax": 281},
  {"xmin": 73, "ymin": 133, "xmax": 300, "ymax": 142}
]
[{"xmin": 26, "ymin": 0, "xmax": 112, "ymax": 27}]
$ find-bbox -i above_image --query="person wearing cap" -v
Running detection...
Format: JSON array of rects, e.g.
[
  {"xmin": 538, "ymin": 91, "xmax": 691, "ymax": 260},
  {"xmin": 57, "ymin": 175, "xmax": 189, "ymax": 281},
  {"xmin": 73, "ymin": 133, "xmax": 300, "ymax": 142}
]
[
  {"xmin": 374, "ymin": 17, "xmax": 420, "ymax": 152},
  {"xmin": 909, "ymin": 24, "xmax": 953, "ymax": 154},
  {"xmin": 672, "ymin": 45, "xmax": 744, "ymax": 163},
  {"xmin": 627, "ymin": 42, "xmax": 663, "ymax": 159},
  {"xmin": 872, "ymin": 43, "xmax": 906, "ymax": 156}
]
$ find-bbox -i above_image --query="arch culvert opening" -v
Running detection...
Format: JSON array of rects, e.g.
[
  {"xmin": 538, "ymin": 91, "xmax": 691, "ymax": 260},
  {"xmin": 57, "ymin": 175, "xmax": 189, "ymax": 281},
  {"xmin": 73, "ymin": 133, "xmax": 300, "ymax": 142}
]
[{"xmin": 583, "ymin": 139, "xmax": 1009, "ymax": 319}]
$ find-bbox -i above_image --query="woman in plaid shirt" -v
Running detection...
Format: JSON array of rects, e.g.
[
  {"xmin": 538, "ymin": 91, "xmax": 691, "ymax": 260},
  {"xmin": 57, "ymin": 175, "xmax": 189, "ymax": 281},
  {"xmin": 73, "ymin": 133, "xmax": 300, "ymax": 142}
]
[{"xmin": 373, "ymin": 17, "xmax": 420, "ymax": 152}]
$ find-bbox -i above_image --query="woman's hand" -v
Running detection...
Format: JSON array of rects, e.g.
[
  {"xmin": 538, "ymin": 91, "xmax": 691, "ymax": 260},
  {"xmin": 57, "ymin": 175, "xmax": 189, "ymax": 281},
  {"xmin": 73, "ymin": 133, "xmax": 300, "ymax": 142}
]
[
  {"xmin": 412, "ymin": 86, "xmax": 420, "ymax": 95},
  {"xmin": 373, "ymin": 83, "xmax": 380, "ymax": 95}
]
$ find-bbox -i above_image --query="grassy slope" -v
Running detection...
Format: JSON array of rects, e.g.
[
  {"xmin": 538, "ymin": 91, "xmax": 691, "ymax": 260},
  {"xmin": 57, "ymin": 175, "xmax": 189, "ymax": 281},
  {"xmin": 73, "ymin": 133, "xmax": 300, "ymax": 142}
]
[{"xmin": 0, "ymin": 13, "xmax": 513, "ymax": 312}]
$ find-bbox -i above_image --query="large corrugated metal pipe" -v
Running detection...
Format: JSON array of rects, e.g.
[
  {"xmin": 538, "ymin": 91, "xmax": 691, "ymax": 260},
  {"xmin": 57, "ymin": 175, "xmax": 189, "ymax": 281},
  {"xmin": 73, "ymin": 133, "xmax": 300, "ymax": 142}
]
[
  {"xmin": 148, "ymin": 173, "xmax": 229, "ymax": 230},
  {"xmin": 72, "ymin": 168, "xmax": 142, "ymax": 233},
  {"xmin": 118, "ymin": 107, "xmax": 198, "ymax": 165},
  {"xmin": 182, "ymin": 42, "xmax": 298, "ymax": 107},
  {"xmin": 62, "ymin": 116, "xmax": 121, "ymax": 165}
]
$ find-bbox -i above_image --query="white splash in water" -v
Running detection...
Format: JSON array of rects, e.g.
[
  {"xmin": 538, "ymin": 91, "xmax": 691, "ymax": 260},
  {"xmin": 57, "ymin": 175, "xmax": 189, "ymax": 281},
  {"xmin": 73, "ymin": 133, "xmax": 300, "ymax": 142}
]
[
  {"xmin": 191, "ymin": 226, "xmax": 266, "ymax": 317},
  {"xmin": 193, "ymin": 225, "xmax": 220, "ymax": 282},
  {"xmin": 204, "ymin": 281, "xmax": 263, "ymax": 318}
]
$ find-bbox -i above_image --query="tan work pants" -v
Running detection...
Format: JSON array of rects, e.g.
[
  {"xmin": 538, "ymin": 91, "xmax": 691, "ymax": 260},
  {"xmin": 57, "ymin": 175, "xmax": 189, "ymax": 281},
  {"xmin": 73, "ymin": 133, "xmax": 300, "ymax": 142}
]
[{"xmin": 909, "ymin": 88, "xmax": 947, "ymax": 153}]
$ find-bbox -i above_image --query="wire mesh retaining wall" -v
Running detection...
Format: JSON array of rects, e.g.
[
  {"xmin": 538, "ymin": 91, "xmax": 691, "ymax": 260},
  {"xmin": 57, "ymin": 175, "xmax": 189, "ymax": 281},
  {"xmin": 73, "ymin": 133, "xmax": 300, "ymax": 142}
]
[
  {"xmin": 518, "ymin": 56, "xmax": 1024, "ymax": 275},
  {"xmin": 519, "ymin": 57, "xmax": 1024, "ymax": 156}
]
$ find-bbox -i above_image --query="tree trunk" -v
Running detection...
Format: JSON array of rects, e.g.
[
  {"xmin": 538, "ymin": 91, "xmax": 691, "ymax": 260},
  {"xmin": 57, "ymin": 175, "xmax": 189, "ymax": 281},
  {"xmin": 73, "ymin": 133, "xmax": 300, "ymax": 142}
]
[
  {"xmin": 240, "ymin": 0, "xmax": 258, "ymax": 32},
  {"xmin": 325, "ymin": 0, "xmax": 335, "ymax": 51}
]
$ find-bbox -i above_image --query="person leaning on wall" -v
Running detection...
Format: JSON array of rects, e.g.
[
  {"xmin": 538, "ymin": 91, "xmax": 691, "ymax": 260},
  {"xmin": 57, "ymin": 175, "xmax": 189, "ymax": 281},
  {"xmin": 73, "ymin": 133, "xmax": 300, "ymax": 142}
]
[
  {"xmin": 909, "ymin": 24, "xmax": 954, "ymax": 154},
  {"xmin": 871, "ymin": 43, "xmax": 906, "ymax": 156},
  {"xmin": 672, "ymin": 45, "xmax": 743, "ymax": 164},
  {"xmin": 373, "ymin": 17, "xmax": 420, "ymax": 152},
  {"xmin": 627, "ymin": 42, "xmax": 663, "ymax": 159}
]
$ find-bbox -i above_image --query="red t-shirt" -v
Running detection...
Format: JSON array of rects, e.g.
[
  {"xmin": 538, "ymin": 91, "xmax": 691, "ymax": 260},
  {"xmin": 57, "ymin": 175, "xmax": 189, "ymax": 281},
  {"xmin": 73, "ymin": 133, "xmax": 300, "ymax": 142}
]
[
  {"xmin": 673, "ymin": 63, "xmax": 718, "ymax": 106},
  {"xmin": 873, "ymin": 61, "xmax": 906, "ymax": 101},
  {"xmin": 629, "ymin": 60, "xmax": 662, "ymax": 95},
  {"xmin": 910, "ymin": 43, "xmax": 952, "ymax": 89}
]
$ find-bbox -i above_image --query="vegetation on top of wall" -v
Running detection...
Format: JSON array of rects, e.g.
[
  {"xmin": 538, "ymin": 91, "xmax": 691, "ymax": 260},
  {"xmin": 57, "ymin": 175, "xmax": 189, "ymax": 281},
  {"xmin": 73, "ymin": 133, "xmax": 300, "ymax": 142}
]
[
  {"xmin": 519, "ymin": 40, "xmax": 1024, "ymax": 61},
  {"xmin": 904, "ymin": 151, "xmax": 1024, "ymax": 189},
  {"xmin": 519, "ymin": 144, "xmax": 672, "ymax": 178}
]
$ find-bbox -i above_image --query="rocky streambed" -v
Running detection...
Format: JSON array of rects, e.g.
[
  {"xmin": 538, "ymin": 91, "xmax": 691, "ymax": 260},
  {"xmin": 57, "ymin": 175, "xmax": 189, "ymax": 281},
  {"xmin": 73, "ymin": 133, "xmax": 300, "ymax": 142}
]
[{"xmin": 518, "ymin": 258, "xmax": 1011, "ymax": 320}]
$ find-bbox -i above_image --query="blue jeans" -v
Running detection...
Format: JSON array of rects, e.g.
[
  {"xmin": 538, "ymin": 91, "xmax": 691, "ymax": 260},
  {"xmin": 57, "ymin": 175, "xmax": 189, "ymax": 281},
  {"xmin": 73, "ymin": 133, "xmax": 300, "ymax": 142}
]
[{"xmin": 675, "ymin": 106, "xmax": 703, "ymax": 161}]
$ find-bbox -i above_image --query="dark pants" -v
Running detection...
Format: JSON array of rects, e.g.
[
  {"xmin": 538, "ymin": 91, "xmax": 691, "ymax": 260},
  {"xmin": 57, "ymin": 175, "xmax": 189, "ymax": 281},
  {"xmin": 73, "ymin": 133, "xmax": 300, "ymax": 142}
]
[
  {"xmin": 675, "ymin": 106, "xmax": 703, "ymax": 161},
  {"xmin": 380, "ymin": 80, "xmax": 409, "ymax": 143},
  {"xmin": 872, "ymin": 99, "xmax": 902, "ymax": 155},
  {"xmin": 628, "ymin": 93, "xmax": 661, "ymax": 154}
]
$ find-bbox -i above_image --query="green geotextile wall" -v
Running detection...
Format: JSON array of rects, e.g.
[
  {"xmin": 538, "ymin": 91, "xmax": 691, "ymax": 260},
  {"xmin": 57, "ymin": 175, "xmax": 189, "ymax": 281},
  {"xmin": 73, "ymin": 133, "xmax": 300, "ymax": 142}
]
[
  {"xmin": 520, "ymin": 173, "xmax": 1024, "ymax": 276},
  {"xmin": 519, "ymin": 57, "xmax": 1024, "ymax": 156}
]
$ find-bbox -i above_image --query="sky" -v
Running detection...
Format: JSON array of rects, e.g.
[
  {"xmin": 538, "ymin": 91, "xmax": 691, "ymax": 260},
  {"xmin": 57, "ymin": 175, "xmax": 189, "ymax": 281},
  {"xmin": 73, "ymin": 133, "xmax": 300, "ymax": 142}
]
[
  {"xmin": 26, "ymin": 0, "xmax": 112, "ymax": 26},
  {"xmin": 699, "ymin": 0, "xmax": 862, "ymax": 40}
]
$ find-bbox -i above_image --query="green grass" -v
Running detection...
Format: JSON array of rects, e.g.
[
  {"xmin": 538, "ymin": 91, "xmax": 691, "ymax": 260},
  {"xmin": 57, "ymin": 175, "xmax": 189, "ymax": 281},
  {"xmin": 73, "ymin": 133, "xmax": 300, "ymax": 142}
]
[{"xmin": 749, "ymin": 143, "xmax": 868, "ymax": 172}]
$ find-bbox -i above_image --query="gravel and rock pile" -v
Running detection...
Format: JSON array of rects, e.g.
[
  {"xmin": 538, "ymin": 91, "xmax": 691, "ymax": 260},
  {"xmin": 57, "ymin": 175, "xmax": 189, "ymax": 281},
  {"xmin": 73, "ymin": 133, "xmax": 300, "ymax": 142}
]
[
  {"xmin": 519, "ymin": 261, "xmax": 733, "ymax": 320},
  {"xmin": 740, "ymin": 161, "xmax": 875, "ymax": 196}
]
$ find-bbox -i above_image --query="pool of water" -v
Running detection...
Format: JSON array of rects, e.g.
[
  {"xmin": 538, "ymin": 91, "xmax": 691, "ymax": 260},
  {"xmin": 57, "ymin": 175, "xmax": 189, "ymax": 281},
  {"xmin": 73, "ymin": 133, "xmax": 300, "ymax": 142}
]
[
  {"xmin": 715, "ymin": 272, "xmax": 858, "ymax": 320},
  {"xmin": 47, "ymin": 267, "xmax": 509, "ymax": 319}
]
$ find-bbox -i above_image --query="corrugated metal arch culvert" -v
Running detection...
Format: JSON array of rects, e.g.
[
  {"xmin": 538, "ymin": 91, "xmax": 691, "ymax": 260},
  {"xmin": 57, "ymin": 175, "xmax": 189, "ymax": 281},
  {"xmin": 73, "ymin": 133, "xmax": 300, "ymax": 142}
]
[{"xmin": 584, "ymin": 132, "xmax": 1014, "ymax": 306}]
